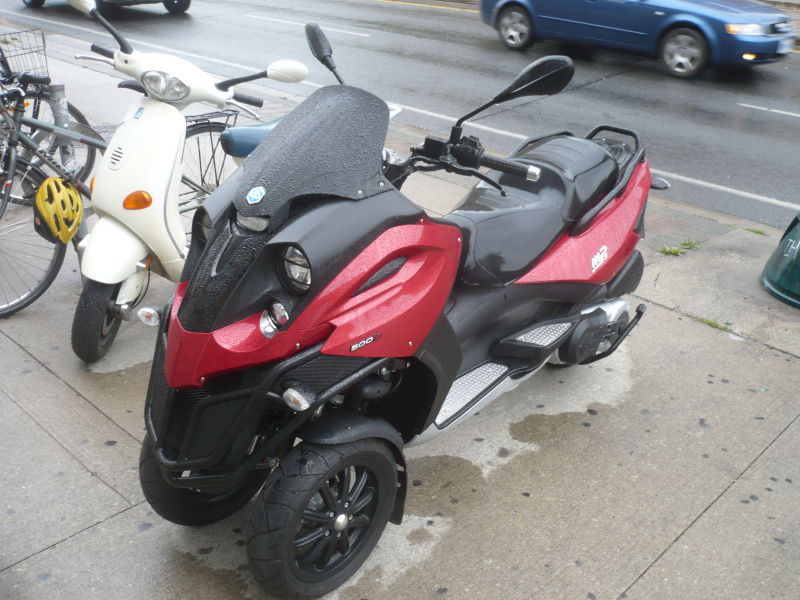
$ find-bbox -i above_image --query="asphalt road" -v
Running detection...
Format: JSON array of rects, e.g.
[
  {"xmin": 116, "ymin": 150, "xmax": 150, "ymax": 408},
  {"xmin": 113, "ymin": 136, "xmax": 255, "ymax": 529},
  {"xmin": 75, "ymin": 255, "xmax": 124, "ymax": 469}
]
[{"xmin": 2, "ymin": 0, "xmax": 799, "ymax": 228}]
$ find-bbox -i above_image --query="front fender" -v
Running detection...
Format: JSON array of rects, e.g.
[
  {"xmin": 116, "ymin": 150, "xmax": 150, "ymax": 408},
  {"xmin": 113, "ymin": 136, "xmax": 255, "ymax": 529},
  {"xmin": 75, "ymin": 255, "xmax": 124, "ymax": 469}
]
[
  {"xmin": 655, "ymin": 15, "xmax": 720, "ymax": 63},
  {"xmin": 80, "ymin": 216, "xmax": 149, "ymax": 284},
  {"xmin": 299, "ymin": 412, "xmax": 407, "ymax": 524}
]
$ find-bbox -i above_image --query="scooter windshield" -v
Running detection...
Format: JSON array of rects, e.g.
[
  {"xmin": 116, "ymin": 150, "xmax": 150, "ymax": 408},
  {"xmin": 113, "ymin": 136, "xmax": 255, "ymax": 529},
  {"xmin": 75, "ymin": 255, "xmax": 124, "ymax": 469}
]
[{"xmin": 233, "ymin": 85, "xmax": 390, "ymax": 228}]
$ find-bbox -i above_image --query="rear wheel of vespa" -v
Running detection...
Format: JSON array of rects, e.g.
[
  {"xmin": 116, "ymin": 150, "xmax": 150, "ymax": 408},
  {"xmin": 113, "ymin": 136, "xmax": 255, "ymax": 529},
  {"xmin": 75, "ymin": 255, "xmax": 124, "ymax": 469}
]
[
  {"xmin": 71, "ymin": 279, "xmax": 122, "ymax": 363},
  {"xmin": 138, "ymin": 434, "xmax": 270, "ymax": 526},
  {"xmin": 246, "ymin": 440, "xmax": 397, "ymax": 598}
]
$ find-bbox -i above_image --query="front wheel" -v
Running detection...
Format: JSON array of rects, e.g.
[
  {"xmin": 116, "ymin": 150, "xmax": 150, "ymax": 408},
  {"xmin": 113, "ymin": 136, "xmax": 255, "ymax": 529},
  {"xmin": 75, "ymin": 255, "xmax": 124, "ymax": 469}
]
[
  {"xmin": 163, "ymin": 0, "xmax": 190, "ymax": 14},
  {"xmin": 247, "ymin": 439, "xmax": 397, "ymax": 598},
  {"xmin": 659, "ymin": 28, "xmax": 709, "ymax": 79},
  {"xmin": 497, "ymin": 6, "xmax": 534, "ymax": 50},
  {"xmin": 71, "ymin": 279, "xmax": 122, "ymax": 362},
  {"xmin": 139, "ymin": 434, "xmax": 270, "ymax": 526}
]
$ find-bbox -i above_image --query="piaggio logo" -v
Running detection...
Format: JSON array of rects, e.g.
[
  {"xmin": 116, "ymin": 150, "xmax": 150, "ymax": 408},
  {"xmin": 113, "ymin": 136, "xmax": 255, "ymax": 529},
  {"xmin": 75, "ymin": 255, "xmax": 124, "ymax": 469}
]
[
  {"xmin": 591, "ymin": 245, "xmax": 608, "ymax": 273},
  {"xmin": 350, "ymin": 333, "xmax": 382, "ymax": 352}
]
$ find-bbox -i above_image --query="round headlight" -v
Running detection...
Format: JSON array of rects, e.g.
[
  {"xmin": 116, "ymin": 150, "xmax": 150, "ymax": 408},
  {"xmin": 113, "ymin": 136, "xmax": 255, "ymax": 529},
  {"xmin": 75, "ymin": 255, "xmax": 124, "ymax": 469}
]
[
  {"xmin": 281, "ymin": 246, "xmax": 311, "ymax": 294},
  {"xmin": 141, "ymin": 70, "xmax": 190, "ymax": 102}
]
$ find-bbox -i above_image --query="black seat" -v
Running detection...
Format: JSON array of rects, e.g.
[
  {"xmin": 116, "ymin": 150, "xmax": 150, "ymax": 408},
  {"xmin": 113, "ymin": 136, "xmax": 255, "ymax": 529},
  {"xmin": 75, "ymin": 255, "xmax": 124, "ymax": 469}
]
[{"xmin": 444, "ymin": 136, "xmax": 619, "ymax": 287}]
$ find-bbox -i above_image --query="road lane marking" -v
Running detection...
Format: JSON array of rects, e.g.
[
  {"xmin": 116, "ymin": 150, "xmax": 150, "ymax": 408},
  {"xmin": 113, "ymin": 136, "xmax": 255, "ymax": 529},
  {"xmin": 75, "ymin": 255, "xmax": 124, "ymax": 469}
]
[
  {"xmin": 738, "ymin": 103, "xmax": 800, "ymax": 120},
  {"xmin": 246, "ymin": 15, "xmax": 371, "ymax": 37},
  {"xmin": 2, "ymin": 8, "xmax": 794, "ymax": 213},
  {"xmin": 369, "ymin": 0, "xmax": 479, "ymax": 13}
]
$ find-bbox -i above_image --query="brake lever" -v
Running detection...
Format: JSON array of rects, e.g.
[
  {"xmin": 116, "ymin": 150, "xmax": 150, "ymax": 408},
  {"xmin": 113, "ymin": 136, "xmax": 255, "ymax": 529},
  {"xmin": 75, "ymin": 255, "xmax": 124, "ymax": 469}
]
[{"xmin": 227, "ymin": 100, "xmax": 261, "ymax": 120}]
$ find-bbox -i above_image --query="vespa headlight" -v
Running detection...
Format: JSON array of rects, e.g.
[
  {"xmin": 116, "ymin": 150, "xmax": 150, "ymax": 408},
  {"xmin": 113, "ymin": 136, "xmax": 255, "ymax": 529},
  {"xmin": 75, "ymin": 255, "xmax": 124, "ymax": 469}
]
[
  {"xmin": 141, "ymin": 70, "xmax": 190, "ymax": 101},
  {"xmin": 281, "ymin": 246, "xmax": 311, "ymax": 294},
  {"xmin": 725, "ymin": 23, "xmax": 764, "ymax": 36}
]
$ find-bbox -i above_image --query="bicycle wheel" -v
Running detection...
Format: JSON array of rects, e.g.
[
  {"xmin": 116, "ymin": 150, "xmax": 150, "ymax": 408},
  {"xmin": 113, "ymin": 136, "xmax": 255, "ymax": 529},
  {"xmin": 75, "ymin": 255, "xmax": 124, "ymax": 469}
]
[
  {"xmin": 21, "ymin": 90, "xmax": 100, "ymax": 183},
  {"xmin": 0, "ymin": 158, "xmax": 67, "ymax": 318},
  {"xmin": 179, "ymin": 120, "xmax": 236, "ymax": 238}
]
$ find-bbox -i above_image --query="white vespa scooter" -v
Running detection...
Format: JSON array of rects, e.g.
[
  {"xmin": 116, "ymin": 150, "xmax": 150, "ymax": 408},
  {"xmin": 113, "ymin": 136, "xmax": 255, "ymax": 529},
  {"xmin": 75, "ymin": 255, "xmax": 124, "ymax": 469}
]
[{"xmin": 67, "ymin": 0, "xmax": 308, "ymax": 362}]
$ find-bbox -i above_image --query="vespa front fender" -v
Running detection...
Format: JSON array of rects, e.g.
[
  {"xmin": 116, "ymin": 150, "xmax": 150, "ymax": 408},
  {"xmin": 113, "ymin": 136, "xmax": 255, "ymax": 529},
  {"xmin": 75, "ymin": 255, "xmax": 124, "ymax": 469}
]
[{"xmin": 80, "ymin": 216, "xmax": 150, "ymax": 284}]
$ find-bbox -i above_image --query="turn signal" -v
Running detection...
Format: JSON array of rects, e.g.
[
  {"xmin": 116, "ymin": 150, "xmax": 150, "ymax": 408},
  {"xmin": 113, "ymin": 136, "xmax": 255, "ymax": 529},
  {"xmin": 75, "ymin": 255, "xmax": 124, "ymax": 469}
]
[
  {"xmin": 123, "ymin": 191, "xmax": 153, "ymax": 210},
  {"xmin": 90, "ymin": 175, "xmax": 96, "ymax": 194}
]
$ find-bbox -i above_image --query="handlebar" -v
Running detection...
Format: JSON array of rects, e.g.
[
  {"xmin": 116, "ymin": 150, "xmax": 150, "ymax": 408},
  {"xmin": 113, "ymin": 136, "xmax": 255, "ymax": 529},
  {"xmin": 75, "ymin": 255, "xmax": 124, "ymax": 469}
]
[
  {"xmin": 479, "ymin": 153, "xmax": 540, "ymax": 181},
  {"xmin": 91, "ymin": 44, "xmax": 115, "ymax": 59},
  {"xmin": 233, "ymin": 91, "xmax": 264, "ymax": 108},
  {"xmin": 18, "ymin": 73, "xmax": 51, "ymax": 87}
]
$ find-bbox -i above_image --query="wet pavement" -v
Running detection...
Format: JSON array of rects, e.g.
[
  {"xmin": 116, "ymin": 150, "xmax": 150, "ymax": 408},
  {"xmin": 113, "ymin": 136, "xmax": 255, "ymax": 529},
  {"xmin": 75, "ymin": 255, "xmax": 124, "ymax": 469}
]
[{"xmin": 1, "ymin": 24, "xmax": 799, "ymax": 600}]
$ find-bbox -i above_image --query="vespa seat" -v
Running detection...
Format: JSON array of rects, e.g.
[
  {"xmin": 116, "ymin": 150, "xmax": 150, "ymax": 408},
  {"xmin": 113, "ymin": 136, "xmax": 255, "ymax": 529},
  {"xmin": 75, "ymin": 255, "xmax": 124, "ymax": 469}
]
[
  {"xmin": 219, "ymin": 118, "xmax": 282, "ymax": 158},
  {"xmin": 444, "ymin": 135, "xmax": 619, "ymax": 287}
]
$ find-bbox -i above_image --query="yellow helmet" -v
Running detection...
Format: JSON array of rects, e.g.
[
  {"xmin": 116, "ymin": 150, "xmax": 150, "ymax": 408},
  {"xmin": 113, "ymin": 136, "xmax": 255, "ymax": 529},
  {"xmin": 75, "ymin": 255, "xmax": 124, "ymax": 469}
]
[{"xmin": 34, "ymin": 177, "xmax": 83, "ymax": 244}]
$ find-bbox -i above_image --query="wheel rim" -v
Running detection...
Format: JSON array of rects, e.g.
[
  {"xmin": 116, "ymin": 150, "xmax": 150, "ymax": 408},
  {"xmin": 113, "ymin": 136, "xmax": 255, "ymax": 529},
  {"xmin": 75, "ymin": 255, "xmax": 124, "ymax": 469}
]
[
  {"xmin": 663, "ymin": 34, "xmax": 702, "ymax": 74},
  {"xmin": 499, "ymin": 12, "xmax": 529, "ymax": 47},
  {"xmin": 292, "ymin": 463, "xmax": 380, "ymax": 580}
]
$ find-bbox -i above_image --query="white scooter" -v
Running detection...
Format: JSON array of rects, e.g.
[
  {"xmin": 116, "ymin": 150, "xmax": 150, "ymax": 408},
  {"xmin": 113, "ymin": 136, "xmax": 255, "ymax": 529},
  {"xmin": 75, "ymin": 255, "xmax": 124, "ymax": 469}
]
[{"xmin": 66, "ymin": 0, "xmax": 308, "ymax": 362}]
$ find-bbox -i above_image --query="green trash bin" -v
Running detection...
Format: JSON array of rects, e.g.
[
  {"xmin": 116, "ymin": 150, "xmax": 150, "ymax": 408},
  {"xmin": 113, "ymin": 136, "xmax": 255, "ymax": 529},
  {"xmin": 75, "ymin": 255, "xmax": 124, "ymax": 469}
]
[{"xmin": 761, "ymin": 215, "xmax": 800, "ymax": 309}]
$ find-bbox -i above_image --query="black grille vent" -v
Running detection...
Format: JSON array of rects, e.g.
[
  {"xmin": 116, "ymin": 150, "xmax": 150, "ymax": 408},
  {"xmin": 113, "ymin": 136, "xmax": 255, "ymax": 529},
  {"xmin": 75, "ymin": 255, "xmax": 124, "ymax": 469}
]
[{"xmin": 355, "ymin": 257, "xmax": 407, "ymax": 295}]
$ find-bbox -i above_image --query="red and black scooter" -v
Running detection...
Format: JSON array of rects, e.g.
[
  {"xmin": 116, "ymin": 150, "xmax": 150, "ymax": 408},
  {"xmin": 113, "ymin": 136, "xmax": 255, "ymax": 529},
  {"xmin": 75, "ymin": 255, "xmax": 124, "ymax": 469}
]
[{"xmin": 139, "ymin": 24, "xmax": 652, "ymax": 598}]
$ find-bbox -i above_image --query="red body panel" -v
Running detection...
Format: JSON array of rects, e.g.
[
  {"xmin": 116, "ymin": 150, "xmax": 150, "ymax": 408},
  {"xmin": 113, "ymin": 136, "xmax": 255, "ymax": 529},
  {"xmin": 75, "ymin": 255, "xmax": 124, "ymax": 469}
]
[
  {"xmin": 515, "ymin": 161, "xmax": 650, "ymax": 285},
  {"xmin": 164, "ymin": 221, "xmax": 462, "ymax": 389}
]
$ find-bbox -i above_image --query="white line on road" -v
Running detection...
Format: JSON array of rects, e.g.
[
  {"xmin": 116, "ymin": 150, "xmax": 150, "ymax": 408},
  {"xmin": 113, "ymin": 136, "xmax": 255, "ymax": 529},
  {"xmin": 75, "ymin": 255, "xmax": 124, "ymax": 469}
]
[
  {"xmin": 738, "ymin": 103, "xmax": 800, "ymax": 120},
  {"xmin": 246, "ymin": 15, "xmax": 371, "ymax": 37},
  {"xmin": 2, "ymin": 8, "xmax": 794, "ymax": 213}
]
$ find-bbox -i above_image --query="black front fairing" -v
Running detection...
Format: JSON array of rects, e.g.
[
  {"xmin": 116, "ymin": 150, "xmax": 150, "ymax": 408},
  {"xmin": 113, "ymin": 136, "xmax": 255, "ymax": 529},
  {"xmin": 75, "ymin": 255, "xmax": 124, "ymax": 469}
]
[{"xmin": 233, "ymin": 85, "xmax": 390, "ymax": 231}]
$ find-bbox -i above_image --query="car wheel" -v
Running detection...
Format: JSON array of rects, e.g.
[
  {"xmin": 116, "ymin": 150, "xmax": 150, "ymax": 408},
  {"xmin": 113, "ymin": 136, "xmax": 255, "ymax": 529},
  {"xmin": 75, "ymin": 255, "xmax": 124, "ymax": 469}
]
[
  {"xmin": 22, "ymin": 0, "xmax": 46, "ymax": 8},
  {"xmin": 497, "ymin": 6, "xmax": 534, "ymax": 50},
  {"xmin": 659, "ymin": 27, "xmax": 709, "ymax": 79},
  {"xmin": 163, "ymin": 0, "xmax": 190, "ymax": 14}
]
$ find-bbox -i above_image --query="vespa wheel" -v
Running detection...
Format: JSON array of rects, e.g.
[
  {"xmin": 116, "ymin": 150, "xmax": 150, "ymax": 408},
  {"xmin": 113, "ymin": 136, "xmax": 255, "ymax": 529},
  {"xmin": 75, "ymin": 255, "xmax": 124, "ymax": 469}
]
[
  {"xmin": 139, "ymin": 434, "xmax": 270, "ymax": 526},
  {"xmin": 247, "ymin": 440, "xmax": 397, "ymax": 598},
  {"xmin": 163, "ymin": 0, "xmax": 191, "ymax": 14},
  {"xmin": 71, "ymin": 279, "xmax": 122, "ymax": 363}
]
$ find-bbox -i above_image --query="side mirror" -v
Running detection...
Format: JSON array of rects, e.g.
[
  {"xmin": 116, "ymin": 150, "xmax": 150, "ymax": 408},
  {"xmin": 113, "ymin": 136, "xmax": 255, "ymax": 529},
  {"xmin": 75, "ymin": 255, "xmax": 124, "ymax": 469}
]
[
  {"xmin": 267, "ymin": 59, "xmax": 310, "ymax": 83},
  {"xmin": 494, "ymin": 56, "xmax": 574, "ymax": 103},
  {"xmin": 68, "ymin": 0, "xmax": 97, "ymax": 16},
  {"xmin": 305, "ymin": 22, "xmax": 333, "ymax": 66}
]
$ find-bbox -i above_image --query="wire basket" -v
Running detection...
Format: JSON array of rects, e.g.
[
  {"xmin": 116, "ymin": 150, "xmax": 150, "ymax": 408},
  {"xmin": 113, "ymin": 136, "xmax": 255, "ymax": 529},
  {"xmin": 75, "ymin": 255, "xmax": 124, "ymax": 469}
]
[{"xmin": 0, "ymin": 29, "xmax": 48, "ymax": 81}]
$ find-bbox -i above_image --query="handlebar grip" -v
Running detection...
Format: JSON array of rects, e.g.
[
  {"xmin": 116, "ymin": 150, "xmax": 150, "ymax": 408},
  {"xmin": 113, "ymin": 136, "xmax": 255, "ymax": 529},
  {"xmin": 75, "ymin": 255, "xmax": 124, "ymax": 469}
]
[
  {"xmin": 233, "ymin": 91, "xmax": 264, "ymax": 108},
  {"xmin": 480, "ymin": 154, "xmax": 538, "ymax": 181},
  {"xmin": 90, "ymin": 44, "xmax": 115, "ymax": 59},
  {"xmin": 18, "ymin": 73, "xmax": 51, "ymax": 86}
]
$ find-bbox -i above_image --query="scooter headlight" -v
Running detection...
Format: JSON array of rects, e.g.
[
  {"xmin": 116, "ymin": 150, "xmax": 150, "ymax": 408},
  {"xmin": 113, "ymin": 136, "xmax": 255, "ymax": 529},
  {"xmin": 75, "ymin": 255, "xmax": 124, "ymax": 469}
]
[
  {"xmin": 280, "ymin": 246, "xmax": 311, "ymax": 294},
  {"xmin": 141, "ymin": 70, "xmax": 190, "ymax": 102}
]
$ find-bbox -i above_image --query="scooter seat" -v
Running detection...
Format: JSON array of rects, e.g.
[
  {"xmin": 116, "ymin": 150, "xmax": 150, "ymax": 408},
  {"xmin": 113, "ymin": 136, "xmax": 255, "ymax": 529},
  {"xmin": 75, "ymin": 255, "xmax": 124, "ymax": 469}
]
[
  {"xmin": 445, "ymin": 136, "xmax": 618, "ymax": 287},
  {"xmin": 219, "ymin": 118, "xmax": 282, "ymax": 158}
]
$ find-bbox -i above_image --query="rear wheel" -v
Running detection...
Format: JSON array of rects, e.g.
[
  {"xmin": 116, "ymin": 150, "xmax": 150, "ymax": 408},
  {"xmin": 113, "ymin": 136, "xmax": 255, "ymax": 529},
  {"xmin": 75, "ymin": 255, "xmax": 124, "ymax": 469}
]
[
  {"xmin": 0, "ymin": 159, "xmax": 66, "ymax": 318},
  {"xmin": 22, "ymin": 0, "xmax": 46, "ymax": 7},
  {"xmin": 497, "ymin": 6, "xmax": 534, "ymax": 50},
  {"xmin": 247, "ymin": 440, "xmax": 397, "ymax": 598},
  {"xmin": 139, "ymin": 433, "xmax": 270, "ymax": 526},
  {"xmin": 71, "ymin": 279, "xmax": 122, "ymax": 362},
  {"xmin": 659, "ymin": 28, "xmax": 709, "ymax": 78},
  {"xmin": 163, "ymin": 0, "xmax": 191, "ymax": 14}
]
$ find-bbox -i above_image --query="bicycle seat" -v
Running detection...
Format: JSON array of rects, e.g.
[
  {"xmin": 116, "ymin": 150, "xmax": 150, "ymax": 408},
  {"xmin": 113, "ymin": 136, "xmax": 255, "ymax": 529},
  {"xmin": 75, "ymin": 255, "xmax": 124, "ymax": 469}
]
[
  {"xmin": 219, "ymin": 118, "xmax": 282, "ymax": 158},
  {"xmin": 444, "ymin": 136, "xmax": 619, "ymax": 287}
]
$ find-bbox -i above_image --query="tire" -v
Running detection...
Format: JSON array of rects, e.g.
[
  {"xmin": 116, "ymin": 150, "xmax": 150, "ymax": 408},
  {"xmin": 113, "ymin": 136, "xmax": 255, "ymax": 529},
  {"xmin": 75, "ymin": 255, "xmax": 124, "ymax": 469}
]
[
  {"xmin": 659, "ymin": 27, "xmax": 709, "ymax": 79},
  {"xmin": 497, "ymin": 6, "xmax": 534, "ymax": 50},
  {"xmin": 139, "ymin": 433, "xmax": 270, "ymax": 526},
  {"xmin": 247, "ymin": 439, "xmax": 397, "ymax": 598},
  {"xmin": 71, "ymin": 279, "xmax": 123, "ymax": 362},
  {"xmin": 21, "ymin": 91, "xmax": 100, "ymax": 183},
  {"xmin": 163, "ymin": 0, "xmax": 190, "ymax": 14},
  {"xmin": 22, "ymin": 0, "xmax": 46, "ymax": 7},
  {"xmin": 179, "ymin": 120, "xmax": 235, "ymax": 239},
  {"xmin": 0, "ymin": 159, "xmax": 67, "ymax": 318}
]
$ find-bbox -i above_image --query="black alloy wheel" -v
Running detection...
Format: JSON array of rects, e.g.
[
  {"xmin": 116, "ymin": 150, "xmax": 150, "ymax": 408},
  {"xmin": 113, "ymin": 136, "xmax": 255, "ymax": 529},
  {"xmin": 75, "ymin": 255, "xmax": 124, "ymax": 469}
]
[
  {"xmin": 247, "ymin": 439, "xmax": 397, "ymax": 598},
  {"xmin": 497, "ymin": 6, "xmax": 534, "ymax": 50}
]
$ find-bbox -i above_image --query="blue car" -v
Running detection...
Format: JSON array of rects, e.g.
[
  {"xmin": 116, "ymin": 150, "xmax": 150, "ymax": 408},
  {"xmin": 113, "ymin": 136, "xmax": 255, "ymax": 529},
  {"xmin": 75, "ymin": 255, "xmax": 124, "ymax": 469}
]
[{"xmin": 480, "ymin": 0, "xmax": 795, "ymax": 78}]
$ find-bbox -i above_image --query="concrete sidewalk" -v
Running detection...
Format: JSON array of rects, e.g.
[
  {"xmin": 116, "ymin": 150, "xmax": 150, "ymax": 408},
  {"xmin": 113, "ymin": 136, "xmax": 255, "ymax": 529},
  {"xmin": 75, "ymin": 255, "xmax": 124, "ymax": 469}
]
[{"xmin": 1, "ymin": 26, "xmax": 799, "ymax": 600}]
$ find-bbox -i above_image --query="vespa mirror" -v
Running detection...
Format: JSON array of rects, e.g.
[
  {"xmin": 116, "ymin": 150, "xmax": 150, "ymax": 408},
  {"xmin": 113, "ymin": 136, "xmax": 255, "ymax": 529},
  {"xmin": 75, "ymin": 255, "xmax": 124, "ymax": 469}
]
[
  {"xmin": 267, "ymin": 59, "xmax": 310, "ymax": 84},
  {"xmin": 493, "ymin": 56, "xmax": 574, "ymax": 103},
  {"xmin": 68, "ymin": 0, "xmax": 97, "ymax": 17},
  {"xmin": 305, "ymin": 22, "xmax": 344, "ymax": 84}
]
